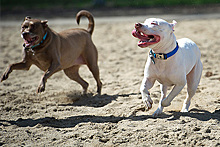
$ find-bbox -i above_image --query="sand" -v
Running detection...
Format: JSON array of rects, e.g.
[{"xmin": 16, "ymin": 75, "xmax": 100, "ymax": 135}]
[{"xmin": 0, "ymin": 13, "xmax": 220, "ymax": 146}]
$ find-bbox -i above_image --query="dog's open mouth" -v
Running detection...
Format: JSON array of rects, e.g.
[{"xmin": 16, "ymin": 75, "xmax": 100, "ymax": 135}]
[
  {"xmin": 22, "ymin": 33, "xmax": 39, "ymax": 48},
  {"xmin": 132, "ymin": 29, "xmax": 160, "ymax": 47}
]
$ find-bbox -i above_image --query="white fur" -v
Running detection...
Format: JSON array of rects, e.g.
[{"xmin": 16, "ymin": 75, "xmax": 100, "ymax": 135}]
[{"xmin": 137, "ymin": 18, "xmax": 203, "ymax": 117}]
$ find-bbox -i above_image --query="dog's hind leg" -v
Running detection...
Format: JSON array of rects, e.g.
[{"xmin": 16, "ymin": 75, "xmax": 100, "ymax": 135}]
[
  {"xmin": 87, "ymin": 62, "xmax": 102, "ymax": 95},
  {"xmin": 181, "ymin": 61, "xmax": 203, "ymax": 112},
  {"xmin": 64, "ymin": 65, "xmax": 89, "ymax": 94},
  {"xmin": 84, "ymin": 44, "xmax": 102, "ymax": 95}
]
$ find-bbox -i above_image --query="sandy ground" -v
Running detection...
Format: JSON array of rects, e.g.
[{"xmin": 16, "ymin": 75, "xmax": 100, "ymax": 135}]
[{"xmin": 0, "ymin": 13, "xmax": 220, "ymax": 146}]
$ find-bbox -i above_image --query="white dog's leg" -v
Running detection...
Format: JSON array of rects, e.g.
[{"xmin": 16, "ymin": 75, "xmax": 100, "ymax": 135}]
[
  {"xmin": 153, "ymin": 84, "xmax": 167, "ymax": 117},
  {"xmin": 161, "ymin": 83, "xmax": 186, "ymax": 107},
  {"xmin": 140, "ymin": 77, "xmax": 155, "ymax": 110},
  {"xmin": 181, "ymin": 61, "xmax": 203, "ymax": 112}
]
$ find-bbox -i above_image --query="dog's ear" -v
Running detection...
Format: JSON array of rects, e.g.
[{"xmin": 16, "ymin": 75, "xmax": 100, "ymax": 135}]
[
  {"xmin": 41, "ymin": 20, "xmax": 48, "ymax": 28},
  {"xmin": 24, "ymin": 16, "xmax": 31, "ymax": 21},
  {"xmin": 170, "ymin": 20, "xmax": 177, "ymax": 31}
]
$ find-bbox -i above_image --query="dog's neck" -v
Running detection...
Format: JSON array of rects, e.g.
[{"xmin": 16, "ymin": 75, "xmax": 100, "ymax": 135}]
[
  {"xmin": 150, "ymin": 33, "xmax": 177, "ymax": 54},
  {"xmin": 31, "ymin": 32, "xmax": 48, "ymax": 49}
]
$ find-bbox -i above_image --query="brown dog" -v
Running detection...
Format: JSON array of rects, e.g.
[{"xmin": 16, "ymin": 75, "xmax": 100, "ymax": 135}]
[{"xmin": 1, "ymin": 10, "xmax": 102, "ymax": 94}]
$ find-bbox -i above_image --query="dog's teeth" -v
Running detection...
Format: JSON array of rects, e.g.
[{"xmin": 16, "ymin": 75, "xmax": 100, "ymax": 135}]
[
  {"xmin": 149, "ymin": 38, "xmax": 155, "ymax": 42},
  {"xmin": 140, "ymin": 41, "xmax": 148, "ymax": 43}
]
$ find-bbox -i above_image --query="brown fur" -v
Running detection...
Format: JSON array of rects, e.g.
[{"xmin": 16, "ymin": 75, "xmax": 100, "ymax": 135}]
[{"xmin": 1, "ymin": 10, "xmax": 102, "ymax": 94}]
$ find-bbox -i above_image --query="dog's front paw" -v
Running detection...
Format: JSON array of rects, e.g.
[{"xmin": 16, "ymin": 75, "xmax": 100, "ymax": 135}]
[
  {"xmin": 37, "ymin": 83, "xmax": 45, "ymax": 93},
  {"xmin": 1, "ymin": 68, "xmax": 11, "ymax": 82},
  {"xmin": 37, "ymin": 86, "xmax": 45, "ymax": 93},
  {"xmin": 152, "ymin": 106, "xmax": 164, "ymax": 117},
  {"xmin": 181, "ymin": 104, "xmax": 189, "ymax": 112},
  {"xmin": 181, "ymin": 108, "xmax": 188, "ymax": 113},
  {"xmin": 1, "ymin": 73, "xmax": 8, "ymax": 82},
  {"xmin": 142, "ymin": 97, "xmax": 153, "ymax": 110}
]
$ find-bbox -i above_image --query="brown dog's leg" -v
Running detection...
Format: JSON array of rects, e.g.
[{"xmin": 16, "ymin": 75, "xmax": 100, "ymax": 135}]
[
  {"xmin": 64, "ymin": 65, "xmax": 89, "ymax": 94},
  {"xmin": 1, "ymin": 61, "xmax": 31, "ymax": 82},
  {"xmin": 37, "ymin": 62, "xmax": 62, "ymax": 93},
  {"xmin": 84, "ymin": 45, "xmax": 102, "ymax": 95},
  {"xmin": 87, "ymin": 64, "xmax": 102, "ymax": 95}
]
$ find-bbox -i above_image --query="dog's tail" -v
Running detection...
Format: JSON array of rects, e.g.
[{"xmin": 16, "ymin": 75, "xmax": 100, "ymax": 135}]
[{"xmin": 76, "ymin": 10, "xmax": 94, "ymax": 35}]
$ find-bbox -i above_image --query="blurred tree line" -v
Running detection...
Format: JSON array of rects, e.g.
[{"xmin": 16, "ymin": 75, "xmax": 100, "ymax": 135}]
[{"xmin": 1, "ymin": 0, "xmax": 220, "ymax": 10}]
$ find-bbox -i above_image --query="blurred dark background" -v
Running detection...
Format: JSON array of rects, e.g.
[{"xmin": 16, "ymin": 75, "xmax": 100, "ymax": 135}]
[{"xmin": 1, "ymin": 0, "xmax": 220, "ymax": 19}]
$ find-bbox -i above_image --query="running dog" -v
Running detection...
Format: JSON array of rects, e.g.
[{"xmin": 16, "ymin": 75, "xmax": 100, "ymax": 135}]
[
  {"xmin": 1, "ymin": 10, "xmax": 102, "ymax": 94},
  {"xmin": 132, "ymin": 18, "xmax": 202, "ymax": 117}
]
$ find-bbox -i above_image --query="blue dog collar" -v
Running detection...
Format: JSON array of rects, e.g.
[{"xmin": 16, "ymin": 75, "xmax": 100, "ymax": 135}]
[
  {"xmin": 149, "ymin": 42, "xmax": 179, "ymax": 64},
  {"xmin": 31, "ymin": 32, "xmax": 48, "ymax": 49},
  {"xmin": 24, "ymin": 32, "xmax": 48, "ymax": 50}
]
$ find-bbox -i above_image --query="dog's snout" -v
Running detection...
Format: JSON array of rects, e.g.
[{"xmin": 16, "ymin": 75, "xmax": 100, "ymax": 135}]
[
  {"xmin": 22, "ymin": 32, "xmax": 29, "ymax": 37},
  {"xmin": 22, "ymin": 32, "xmax": 28, "ymax": 35},
  {"xmin": 135, "ymin": 23, "xmax": 142, "ymax": 28}
]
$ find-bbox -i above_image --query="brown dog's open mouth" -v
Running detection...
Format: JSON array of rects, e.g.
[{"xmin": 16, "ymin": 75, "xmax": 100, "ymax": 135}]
[
  {"xmin": 132, "ymin": 29, "xmax": 160, "ymax": 47},
  {"xmin": 22, "ymin": 33, "xmax": 39, "ymax": 48}
]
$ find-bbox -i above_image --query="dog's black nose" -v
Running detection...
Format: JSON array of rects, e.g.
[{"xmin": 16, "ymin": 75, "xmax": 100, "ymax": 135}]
[{"xmin": 135, "ymin": 23, "xmax": 142, "ymax": 28}]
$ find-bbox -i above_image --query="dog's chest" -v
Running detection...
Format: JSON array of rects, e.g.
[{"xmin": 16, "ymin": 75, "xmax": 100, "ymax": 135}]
[
  {"xmin": 148, "ymin": 62, "xmax": 175, "ymax": 86},
  {"xmin": 150, "ymin": 61, "xmax": 166, "ymax": 74},
  {"xmin": 28, "ymin": 52, "xmax": 51, "ymax": 71}
]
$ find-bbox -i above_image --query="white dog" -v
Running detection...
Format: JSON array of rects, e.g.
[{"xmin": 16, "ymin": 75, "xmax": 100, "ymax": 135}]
[{"xmin": 132, "ymin": 18, "xmax": 203, "ymax": 117}]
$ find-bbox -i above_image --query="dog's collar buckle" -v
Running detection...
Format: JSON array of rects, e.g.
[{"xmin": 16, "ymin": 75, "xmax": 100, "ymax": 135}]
[
  {"xmin": 155, "ymin": 53, "xmax": 166, "ymax": 60},
  {"xmin": 149, "ymin": 42, "xmax": 179, "ymax": 64}
]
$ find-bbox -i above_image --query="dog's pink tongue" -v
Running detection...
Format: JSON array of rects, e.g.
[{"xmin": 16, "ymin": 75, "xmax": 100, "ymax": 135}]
[
  {"xmin": 23, "ymin": 34, "xmax": 33, "ymax": 47},
  {"xmin": 132, "ymin": 29, "xmax": 143, "ymax": 39},
  {"xmin": 132, "ymin": 29, "xmax": 139, "ymax": 38}
]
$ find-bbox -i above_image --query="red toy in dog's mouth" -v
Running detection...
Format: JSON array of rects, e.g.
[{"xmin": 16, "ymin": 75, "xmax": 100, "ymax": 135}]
[
  {"xmin": 132, "ymin": 29, "xmax": 160, "ymax": 47},
  {"xmin": 22, "ymin": 33, "xmax": 39, "ymax": 48}
]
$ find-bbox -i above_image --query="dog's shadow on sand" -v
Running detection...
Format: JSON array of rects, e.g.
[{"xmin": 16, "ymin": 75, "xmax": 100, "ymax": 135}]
[
  {"xmin": 1, "ymin": 92, "xmax": 219, "ymax": 128},
  {"xmin": 1, "ymin": 108, "xmax": 219, "ymax": 128},
  {"xmin": 58, "ymin": 92, "xmax": 138, "ymax": 108},
  {"xmin": 167, "ymin": 108, "xmax": 220, "ymax": 122}
]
